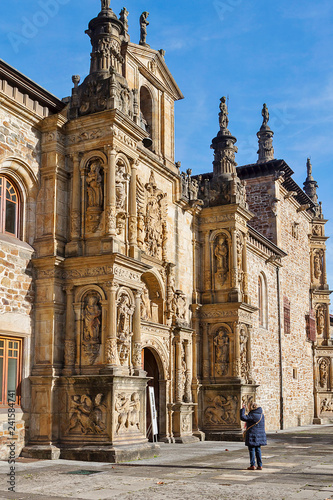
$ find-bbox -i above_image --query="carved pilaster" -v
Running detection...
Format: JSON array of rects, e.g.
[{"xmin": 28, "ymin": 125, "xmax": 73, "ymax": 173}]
[
  {"xmin": 63, "ymin": 286, "xmax": 75, "ymax": 374},
  {"xmin": 106, "ymin": 282, "xmax": 119, "ymax": 366},
  {"xmin": 106, "ymin": 148, "xmax": 117, "ymax": 236}
]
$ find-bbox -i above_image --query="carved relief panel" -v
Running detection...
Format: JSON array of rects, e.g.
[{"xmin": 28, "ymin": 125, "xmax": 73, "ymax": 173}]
[
  {"xmin": 114, "ymin": 392, "xmax": 141, "ymax": 435},
  {"xmin": 204, "ymin": 393, "xmax": 238, "ymax": 426},
  {"xmin": 115, "ymin": 158, "xmax": 130, "ymax": 239},
  {"xmin": 67, "ymin": 393, "xmax": 106, "ymax": 435}
]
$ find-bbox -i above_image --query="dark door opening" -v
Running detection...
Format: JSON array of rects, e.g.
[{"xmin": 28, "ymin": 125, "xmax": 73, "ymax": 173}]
[{"xmin": 144, "ymin": 348, "xmax": 160, "ymax": 441}]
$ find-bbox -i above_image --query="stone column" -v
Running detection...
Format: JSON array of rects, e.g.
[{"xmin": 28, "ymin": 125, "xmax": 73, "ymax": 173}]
[
  {"xmin": 242, "ymin": 235, "xmax": 249, "ymax": 303},
  {"xmin": 132, "ymin": 291, "xmax": 142, "ymax": 374},
  {"xmin": 202, "ymin": 323, "xmax": 209, "ymax": 379},
  {"xmin": 175, "ymin": 336, "xmax": 183, "ymax": 403},
  {"xmin": 323, "ymin": 251, "xmax": 328, "ymax": 285},
  {"xmin": 105, "ymin": 282, "xmax": 119, "ymax": 366},
  {"xmin": 234, "ymin": 322, "xmax": 241, "ymax": 377},
  {"xmin": 63, "ymin": 286, "xmax": 75, "ymax": 375},
  {"xmin": 129, "ymin": 160, "xmax": 138, "ymax": 256},
  {"xmin": 184, "ymin": 340, "xmax": 192, "ymax": 403},
  {"xmin": 70, "ymin": 154, "xmax": 81, "ymax": 241},
  {"xmin": 106, "ymin": 148, "xmax": 117, "ymax": 236},
  {"xmin": 231, "ymin": 229, "xmax": 238, "ymax": 290},
  {"xmin": 73, "ymin": 303, "xmax": 81, "ymax": 374},
  {"xmin": 247, "ymin": 325, "xmax": 253, "ymax": 383}
]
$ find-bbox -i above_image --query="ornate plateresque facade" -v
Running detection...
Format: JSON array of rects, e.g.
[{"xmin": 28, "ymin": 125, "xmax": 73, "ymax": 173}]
[{"xmin": 0, "ymin": 1, "xmax": 332, "ymax": 461}]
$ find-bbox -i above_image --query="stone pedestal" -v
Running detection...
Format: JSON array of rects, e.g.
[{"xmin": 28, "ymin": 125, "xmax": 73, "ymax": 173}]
[
  {"xmin": 172, "ymin": 403, "xmax": 199, "ymax": 443},
  {"xmin": 24, "ymin": 373, "xmax": 159, "ymax": 463}
]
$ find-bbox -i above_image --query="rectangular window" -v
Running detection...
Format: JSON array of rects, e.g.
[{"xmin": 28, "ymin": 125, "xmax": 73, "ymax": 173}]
[
  {"xmin": 284, "ymin": 297, "xmax": 291, "ymax": 335},
  {"xmin": 0, "ymin": 336, "xmax": 22, "ymax": 406}
]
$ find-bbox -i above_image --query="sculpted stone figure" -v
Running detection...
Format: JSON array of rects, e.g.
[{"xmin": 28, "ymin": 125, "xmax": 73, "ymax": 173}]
[
  {"xmin": 214, "ymin": 329, "xmax": 229, "ymax": 376},
  {"xmin": 262, "ymin": 103, "xmax": 269, "ymax": 126},
  {"xmin": 139, "ymin": 11, "xmax": 149, "ymax": 46},
  {"xmin": 314, "ymin": 250, "xmax": 323, "ymax": 280},
  {"xmin": 316, "ymin": 305, "xmax": 325, "ymax": 336},
  {"xmin": 215, "ymin": 234, "xmax": 228, "ymax": 273},
  {"xmin": 219, "ymin": 96, "xmax": 229, "ymax": 130},
  {"xmin": 117, "ymin": 293, "xmax": 132, "ymax": 338},
  {"xmin": 319, "ymin": 358, "xmax": 329, "ymax": 389},
  {"xmin": 87, "ymin": 161, "xmax": 103, "ymax": 208},
  {"xmin": 101, "ymin": 0, "xmax": 110, "ymax": 10},
  {"xmin": 204, "ymin": 394, "xmax": 237, "ymax": 425},
  {"xmin": 68, "ymin": 394, "xmax": 105, "ymax": 434},
  {"xmin": 83, "ymin": 295, "xmax": 101, "ymax": 342},
  {"xmin": 120, "ymin": 7, "xmax": 129, "ymax": 32},
  {"xmin": 141, "ymin": 284, "xmax": 151, "ymax": 320}
]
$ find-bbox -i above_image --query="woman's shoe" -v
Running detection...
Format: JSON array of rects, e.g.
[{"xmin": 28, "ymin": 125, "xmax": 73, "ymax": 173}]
[
  {"xmin": 247, "ymin": 466, "xmax": 256, "ymax": 470},
  {"xmin": 256, "ymin": 466, "xmax": 262, "ymax": 470}
]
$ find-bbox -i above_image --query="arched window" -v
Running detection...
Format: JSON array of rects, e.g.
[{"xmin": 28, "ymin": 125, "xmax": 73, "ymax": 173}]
[
  {"xmin": 258, "ymin": 273, "xmax": 268, "ymax": 328},
  {"xmin": 0, "ymin": 176, "xmax": 20, "ymax": 237},
  {"xmin": 140, "ymin": 86, "xmax": 153, "ymax": 149}
]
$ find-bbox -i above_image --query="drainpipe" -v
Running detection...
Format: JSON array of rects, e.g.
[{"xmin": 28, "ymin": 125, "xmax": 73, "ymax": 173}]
[{"xmin": 276, "ymin": 266, "xmax": 284, "ymax": 429}]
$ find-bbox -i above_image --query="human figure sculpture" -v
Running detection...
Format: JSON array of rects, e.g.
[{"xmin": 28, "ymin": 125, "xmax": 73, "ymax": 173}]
[
  {"xmin": 262, "ymin": 103, "xmax": 269, "ymax": 126},
  {"xmin": 141, "ymin": 285, "xmax": 151, "ymax": 320},
  {"xmin": 139, "ymin": 12, "xmax": 149, "ymax": 46},
  {"xmin": 219, "ymin": 96, "xmax": 229, "ymax": 130},
  {"xmin": 87, "ymin": 161, "xmax": 103, "ymax": 208},
  {"xmin": 120, "ymin": 7, "xmax": 129, "ymax": 32},
  {"xmin": 83, "ymin": 295, "xmax": 101, "ymax": 341},
  {"xmin": 214, "ymin": 329, "xmax": 229, "ymax": 375},
  {"xmin": 317, "ymin": 306, "xmax": 325, "ymax": 336},
  {"xmin": 215, "ymin": 235, "xmax": 228, "ymax": 273},
  {"xmin": 101, "ymin": 0, "xmax": 110, "ymax": 10},
  {"xmin": 314, "ymin": 251, "xmax": 323, "ymax": 280}
]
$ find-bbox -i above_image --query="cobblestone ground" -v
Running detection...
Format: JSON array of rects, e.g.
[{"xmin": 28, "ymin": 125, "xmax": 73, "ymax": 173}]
[{"xmin": 1, "ymin": 425, "xmax": 333, "ymax": 500}]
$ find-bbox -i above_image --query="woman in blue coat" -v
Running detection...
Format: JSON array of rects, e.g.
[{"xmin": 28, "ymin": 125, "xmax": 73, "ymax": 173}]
[{"xmin": 240, "ymin": 402, "xmax": 267, "ymax": 470}]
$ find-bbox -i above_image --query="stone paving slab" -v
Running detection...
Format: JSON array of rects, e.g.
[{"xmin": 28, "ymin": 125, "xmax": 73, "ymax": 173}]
[{"xmin": 0, "ymin": 425, "xmax": 333, "ymax": 499}]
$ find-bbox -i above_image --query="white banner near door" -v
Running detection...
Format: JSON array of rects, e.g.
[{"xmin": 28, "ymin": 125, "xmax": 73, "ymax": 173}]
[{"xmin": 148, "ymin": 386, "xmax": 158, "ymax": 438}]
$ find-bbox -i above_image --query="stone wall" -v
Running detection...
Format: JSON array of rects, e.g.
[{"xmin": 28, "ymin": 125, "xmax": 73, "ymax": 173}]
[{"xmin": 244, "ymin": 176, "xmax": 277, "ymax": 243}]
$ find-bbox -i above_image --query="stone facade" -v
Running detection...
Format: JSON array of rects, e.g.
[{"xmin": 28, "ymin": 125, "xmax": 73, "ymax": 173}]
[{"xmin": 0, "ymin": 2, "xmax": 331, "ymax": 461}]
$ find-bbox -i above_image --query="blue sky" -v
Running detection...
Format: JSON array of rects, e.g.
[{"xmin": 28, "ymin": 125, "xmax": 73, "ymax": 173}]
[{"xmin": 1, "ymin": 0, "xmax": 333, "ymax": 308}]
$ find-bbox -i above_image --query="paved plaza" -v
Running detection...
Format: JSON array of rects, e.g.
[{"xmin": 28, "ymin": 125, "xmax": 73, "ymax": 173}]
[{"xmin": 1, "ymin": 425, "xmax": 333, "ymax": 500}]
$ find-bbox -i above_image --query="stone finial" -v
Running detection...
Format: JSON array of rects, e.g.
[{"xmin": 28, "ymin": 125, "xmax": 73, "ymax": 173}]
[
  {"xmin": 101, "ymin": 0, "xmax": 111, "ymax": 10},
  {"xmin": 120, "ymin": 7, "xmax": 129, "ymax": 33},
  {"xmin": 257, "ymin": 103, "xmax": 274, "ymax": 164},
  {"xmin": 303, "ymin": 157, "xmax": 318, "ymax": 206},
  {"xmin": 139, "ymin": 12, "xmax": 150, "ymax": 47},
  {"xmin": 219, "ymin": 96, "xmax": 229, "ymax": 132},
  {"xmin": 211, "ymin": 97, "xmax": 238, "ymax": 179},
  {"xmin": 72, "ymin": 75, "xmax": 80, "ymax": 88}
]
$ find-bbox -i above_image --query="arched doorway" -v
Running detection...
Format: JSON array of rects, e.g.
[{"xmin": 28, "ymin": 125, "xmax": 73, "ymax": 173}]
[{"xmin": 144, "ymin": 347, "xmax": 164, "ymax": 442}]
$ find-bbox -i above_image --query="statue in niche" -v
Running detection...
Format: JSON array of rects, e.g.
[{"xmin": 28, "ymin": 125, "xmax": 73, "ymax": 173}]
[
  {"xmin": 262, "ymin": 103, "xmax": 269, "ymax": 126},
  {"xmin": 141, "ymin": 284, "xmax": 151, "ymax": 320},
  {"xmin": 314, "ymin": 250, "xmax": 323, "ymax": 280},
  {"xmin": 82, "ymin": 294, "xmax": 101, "ymax": 364},
  {"xmin": 83, "ymin": 295, "xmax": 101, "ymax": 342},
  {"xmin": 214, "ymin": 329, "xmax": 229, "ymax": 376},
  {"xmin": 319, "ymin": 358, "xmax": 329, "ymax": 389},
  {"xmin": 172, "ymin": 290, "xmax": 187, "ymax": 322},
  {"xmin": 115, "ymin": 161, "xmax": 127, "ymax": 212},
  {"xmin": 214, "ymin": 234, "xmax": 229, "ymax": 287},
  {"xmin": 86, "ymin": 161, "xmax": 103, "ymax": 208},
  {"xmin": 117, "ymin": 293, "xmax": 133, "ymax": 339},
  {"xmin": 219, "ymin": 96, "xmax": 229, "ymax": 130},
  {"xmin": 139, "ymin": 12, "xmax": 149, "ymax": 46},
  {"xmin": 316, "ymin": 305, "xmax": 326, "ymax": 337},
  {"xmin": 313, "ymin": 224, "xmax": 322, "ymax": 236}
]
